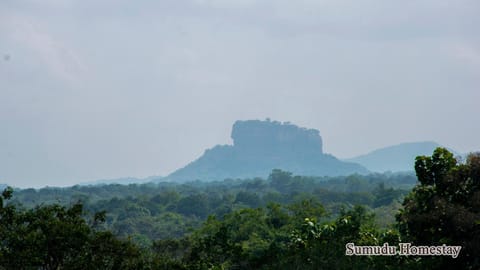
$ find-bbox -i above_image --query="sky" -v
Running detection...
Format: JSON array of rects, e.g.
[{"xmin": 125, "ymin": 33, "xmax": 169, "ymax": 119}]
[{"xmin": 1, "ymin": 0, "xmax": 479, "ymax": 188}]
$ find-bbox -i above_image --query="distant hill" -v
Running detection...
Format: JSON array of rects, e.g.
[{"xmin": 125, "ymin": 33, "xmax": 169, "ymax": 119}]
[
  {"xmin": 165, "ymin": 119, "xmax": 368, "ymax": 182},
  {"xmin": 346, "ymin": 141, "xmax": 457, "ymax": 173},
  {"xmin": 78, "ymin": 176, "xmax": 163, "ymax": 186}
]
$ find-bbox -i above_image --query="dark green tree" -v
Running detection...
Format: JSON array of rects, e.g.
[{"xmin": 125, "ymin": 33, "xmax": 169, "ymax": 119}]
[
  {"xmin": 0, "ymin": 188, "xmax": 148, "ymax": 270},
  {"xmin": 397, "ymin": 148, "xmax": 480, "ymax": 269}
]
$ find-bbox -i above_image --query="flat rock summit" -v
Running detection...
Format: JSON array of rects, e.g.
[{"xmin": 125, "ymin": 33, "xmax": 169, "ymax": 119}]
[{"xmin": 165, "ymin": 119, "xmax": 368, "ymax": 182}]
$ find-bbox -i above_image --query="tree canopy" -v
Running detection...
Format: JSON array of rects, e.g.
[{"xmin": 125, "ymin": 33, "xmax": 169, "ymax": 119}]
[{"xmin": 1, "ymin": 148, "xmax": 479, "ymax": 269}]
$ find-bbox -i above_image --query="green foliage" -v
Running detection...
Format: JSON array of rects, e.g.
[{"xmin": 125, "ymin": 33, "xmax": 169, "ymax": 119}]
[
  {"xmin": 1, "ymin": 170, "xmax": 422, "ymax": 269},
  {"xmin": 8, "ymin": 171, "xmax": 413, "ymax": 242},
  {"xmin": 0, "ymin": 189, "xmax": 148, "ymax": 270},
  {"xmin": 170, "ymin": 203, "xmax": 407, "ymax": 270},
  {"xmin": 414, "ymin": 147, "xmax": 457, "ymax": 186},
  {"xmin": 176, "ymin": 194, "xmax": 209, "ymax": 218},
  {"xmin": 4, "ymin": 147, "xmax": 480, "ymax": 269},
  {"xmin": 398, "ymin": 148, "xmax": 480, "ymax": 269}
]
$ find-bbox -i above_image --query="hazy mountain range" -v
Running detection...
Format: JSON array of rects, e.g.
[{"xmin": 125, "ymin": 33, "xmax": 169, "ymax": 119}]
[
  {"xmin": 77, "ymin": 176, "xmax": 162, "ymax": 186},
  {"xmin": 345, "ymin": 141, "xmax": 451, "ymax": 173},
  {"xmin": 6, "ymin": 120, "xmax": 461, "ymax": 187},
  {"xmin": 160, "ymin": 120, "xmax": 459, "ymax": 183}
]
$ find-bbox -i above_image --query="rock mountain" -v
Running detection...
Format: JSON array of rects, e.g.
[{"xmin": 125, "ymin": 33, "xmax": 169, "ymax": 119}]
[{"xmin": 165, "ymin": 120, "xmax": 368, "ymax": 182}]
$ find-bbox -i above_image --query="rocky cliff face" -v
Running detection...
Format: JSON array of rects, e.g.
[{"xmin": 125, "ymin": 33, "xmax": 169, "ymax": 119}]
[
  {"xmin": 166, "ymin": 120, "xmax": 367, "ymax": 182},
  {"xmin": 231, "ymin": 120, "xmax": 323, "ymax": 155}
]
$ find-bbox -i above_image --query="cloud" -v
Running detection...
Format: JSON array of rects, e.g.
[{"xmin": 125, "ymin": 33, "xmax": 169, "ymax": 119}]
[
  {"xmin": 0, "ymin": 12, "xmax": 86, "ymax": 83},
  {"xmin": 451, "ymin": 42, "xmax": 480, "ymax": 69}
]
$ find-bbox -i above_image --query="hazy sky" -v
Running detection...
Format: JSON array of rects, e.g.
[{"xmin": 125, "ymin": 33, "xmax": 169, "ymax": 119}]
[{"xmin": 1, "ymin": 0, "xmax": 479, "ymax": 188}]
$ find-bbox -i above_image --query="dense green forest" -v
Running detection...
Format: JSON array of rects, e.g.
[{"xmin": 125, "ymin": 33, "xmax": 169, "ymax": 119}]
[
  {"xmin": 1, "ymin": 148, "xmax": 479, "ymax": 269},
  {"xmin": 9, "ymin": 170, "xmax": 415, "ymax": 243}
]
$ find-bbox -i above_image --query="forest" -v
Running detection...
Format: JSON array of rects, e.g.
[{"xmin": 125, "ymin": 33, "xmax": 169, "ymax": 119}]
[{"xmin": 1, "ymin": 148, "xmax": 479, "ymax": 269}]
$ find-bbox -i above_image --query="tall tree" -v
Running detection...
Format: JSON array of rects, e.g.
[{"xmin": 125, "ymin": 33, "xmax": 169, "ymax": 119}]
[{"xmin": 397, "ymin": 148, "xmax": 480, "ymax": 269}]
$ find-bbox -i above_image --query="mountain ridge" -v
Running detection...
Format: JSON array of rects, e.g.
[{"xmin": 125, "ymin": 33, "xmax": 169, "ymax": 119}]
[{"xmin": 345, "ymin": 141, "xmax": 459, "ymax": 173}]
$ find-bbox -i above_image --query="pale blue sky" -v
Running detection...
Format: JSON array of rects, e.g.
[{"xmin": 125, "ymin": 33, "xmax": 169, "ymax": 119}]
[{"xmin": 1, "ymin": 0, "xmax": 479, "ymax": 187}]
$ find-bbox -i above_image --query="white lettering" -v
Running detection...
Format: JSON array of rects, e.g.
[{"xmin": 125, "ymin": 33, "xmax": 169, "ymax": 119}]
[{"xmin": 345, "ymin": 243, "xmax": 462, "ymax": 258}]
